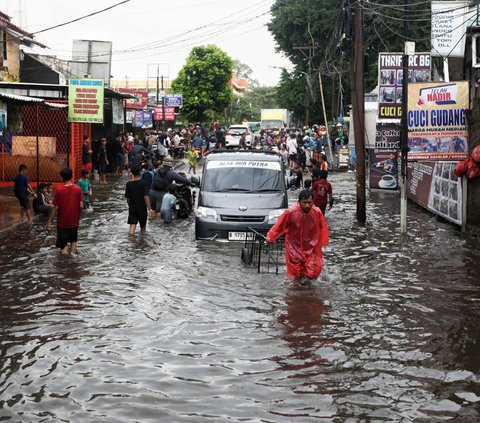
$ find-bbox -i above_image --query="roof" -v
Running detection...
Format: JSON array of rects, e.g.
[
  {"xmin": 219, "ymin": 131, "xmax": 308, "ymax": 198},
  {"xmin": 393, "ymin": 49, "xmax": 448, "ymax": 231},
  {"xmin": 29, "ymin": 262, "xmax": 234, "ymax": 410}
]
[
  {"xmin": 0, "ymin": 92, "xmax": 67, "ymax": 108},
  {"xmin": 206, "ymin": 150, "xmax": 282, "ymax": 162},
  {"xmin": 0, "ymin": 11, "xmax": 46, "ymax": 48},
  {"xmin": 0, "ymin": 82, "xmax": 133, "ymax": 100}
]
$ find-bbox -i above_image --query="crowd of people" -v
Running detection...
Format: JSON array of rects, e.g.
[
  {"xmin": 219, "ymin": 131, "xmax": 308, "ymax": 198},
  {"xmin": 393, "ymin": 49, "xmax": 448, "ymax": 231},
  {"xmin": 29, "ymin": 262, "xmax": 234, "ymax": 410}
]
[{"xmin": 12, "ymin": 120, "xmax": 338, "ymax": 259}]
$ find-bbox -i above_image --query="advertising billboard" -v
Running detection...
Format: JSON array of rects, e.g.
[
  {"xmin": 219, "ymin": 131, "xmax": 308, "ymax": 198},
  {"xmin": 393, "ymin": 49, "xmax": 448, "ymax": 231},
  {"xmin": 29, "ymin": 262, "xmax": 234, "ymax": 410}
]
[
  {"xmin": 431, "ymin": 1, "xmax": 472, "ymax": 58},
  {"xmin": 154, "ymin": 107, "xmax": 175, "ymax": 121},
  {"xmin": 369, "ymin": 124, "xmax": 400, "ymax": 190},
  {"xmin": 378, "ymin": 52, "xmax": 431, "ymax": 120},
  {"xmin": 407, "ymin": 81, "xmax": 468, "ymax": 161},
  {"xmin": 119, "ymin": 88, "xmax": 148, "ymax": 110},
  {"xmin": 370, "ymin": 148, "xmax": 399, "ymax": 190},
  {"xmin": 133, "ymin": 110, "xmax": 153, "ymax": 128},
  {"xmin": 68, "ymin": 79, "xmax": 104, "ymax": 123},
  {"xmin": 407, "ymin": 161, "xmax": 463, "ymax": 225}
]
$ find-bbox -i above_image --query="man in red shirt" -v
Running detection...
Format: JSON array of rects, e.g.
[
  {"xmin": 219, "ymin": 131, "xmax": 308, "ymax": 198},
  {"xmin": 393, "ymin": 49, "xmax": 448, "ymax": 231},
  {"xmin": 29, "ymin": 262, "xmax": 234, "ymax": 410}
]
[
  {"xmin": 312, "ymin": 169, "xmax": 333, "ymax": 214},
  {"xmin": 47, "ymin": 168, "xmax": 84, "ymax": 255}
]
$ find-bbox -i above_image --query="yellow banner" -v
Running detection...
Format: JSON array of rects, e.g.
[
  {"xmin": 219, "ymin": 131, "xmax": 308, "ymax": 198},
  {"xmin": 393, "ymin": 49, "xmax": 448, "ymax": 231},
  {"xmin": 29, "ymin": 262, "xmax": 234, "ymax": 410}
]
[
  {"xmin": 407, "ymin": 81, "xmax": 469, "ymax": 161},
  {"xmin": 68, "ymin": 79, "xmax": 104, "ymax": 123}
]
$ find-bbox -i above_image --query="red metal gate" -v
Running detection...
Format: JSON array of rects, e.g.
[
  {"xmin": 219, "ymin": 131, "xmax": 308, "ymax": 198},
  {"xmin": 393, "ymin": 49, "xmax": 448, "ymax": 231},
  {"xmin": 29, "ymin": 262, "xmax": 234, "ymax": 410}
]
[{"xmin": 0, "ymin": 103, "xmax": 90, "ymax": 185}]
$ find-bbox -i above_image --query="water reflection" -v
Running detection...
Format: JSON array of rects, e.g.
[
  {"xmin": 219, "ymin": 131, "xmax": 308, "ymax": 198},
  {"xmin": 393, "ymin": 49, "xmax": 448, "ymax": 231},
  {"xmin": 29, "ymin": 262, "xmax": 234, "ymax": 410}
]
[{"xmin": 0, "ymin": 172, "xmax": 480, "ymax": 421}]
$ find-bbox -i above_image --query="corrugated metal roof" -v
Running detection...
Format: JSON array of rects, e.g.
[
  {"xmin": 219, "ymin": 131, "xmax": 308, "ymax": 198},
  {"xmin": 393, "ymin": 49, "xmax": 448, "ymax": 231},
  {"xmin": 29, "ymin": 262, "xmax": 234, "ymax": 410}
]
[
  {"xmin": 0, "ymin": 92, "xmax": 43, "ymax": 102},
  {"xmin": 0, "ymin": 92, "xmax": 67, "ymax": 108}
]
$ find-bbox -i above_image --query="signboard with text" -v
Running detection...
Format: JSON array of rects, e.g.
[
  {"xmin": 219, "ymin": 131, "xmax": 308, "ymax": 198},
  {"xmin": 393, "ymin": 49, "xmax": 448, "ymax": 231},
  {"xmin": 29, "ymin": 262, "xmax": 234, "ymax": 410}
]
[
  {"xmin": 369, "ymin": 124, "xmax": 400, "ymax": 190},
  {"xmin": 154, "ymin": 106, "xmax": 175, "ymax": 121},
  {"xmin": 0, "ymin": 102, "xmax": 7, "ymax": 144},
  {"xmin": 431, "ymin": 1, "xmax": 471, "ymax": 57},
  {"xmin": 407, "ymin": 81, "xmax": 468, "ymax": 161},
  {"xmin": 68, "ymin": 79, "xmax": 104, "ymax": 123},
  {"xmin": 378, "ymin": 52, "xmax": 431, "ymax": 120},
  {"xmin": 118, "ymin": 88, "xmax": 148, "ymax": 109},
  {"xmin": 133, "ymin": 110, "xmax": 153, "ymax": 128},
  {"xmin": 164, "ymin": 94, "xmax": 183, "ymax": 107},
  {"xmin": 407, "ymin": 161, "xmax": 463, "ymax": 226}
]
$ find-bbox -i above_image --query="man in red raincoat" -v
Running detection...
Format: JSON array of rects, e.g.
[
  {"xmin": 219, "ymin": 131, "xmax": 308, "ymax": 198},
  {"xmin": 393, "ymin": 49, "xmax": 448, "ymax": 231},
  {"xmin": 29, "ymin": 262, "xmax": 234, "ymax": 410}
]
[{"xmin": 266, "ymin": 189, "xmax": 329, "ymax": 284}]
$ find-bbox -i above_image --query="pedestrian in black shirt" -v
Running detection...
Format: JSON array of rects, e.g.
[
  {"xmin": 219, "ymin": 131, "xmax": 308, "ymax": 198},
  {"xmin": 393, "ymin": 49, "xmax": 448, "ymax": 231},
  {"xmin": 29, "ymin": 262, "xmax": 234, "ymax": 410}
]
[{"xmin": 125, "ymin": 165, "xmax": 152, "ymax": 235}]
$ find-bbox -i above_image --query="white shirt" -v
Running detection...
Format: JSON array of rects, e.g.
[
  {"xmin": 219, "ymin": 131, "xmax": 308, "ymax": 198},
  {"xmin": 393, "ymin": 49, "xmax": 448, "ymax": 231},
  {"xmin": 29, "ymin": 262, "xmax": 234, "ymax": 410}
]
[{"xmin": 286, "ymin": 137, "xmax": 297, "ymax": 155}]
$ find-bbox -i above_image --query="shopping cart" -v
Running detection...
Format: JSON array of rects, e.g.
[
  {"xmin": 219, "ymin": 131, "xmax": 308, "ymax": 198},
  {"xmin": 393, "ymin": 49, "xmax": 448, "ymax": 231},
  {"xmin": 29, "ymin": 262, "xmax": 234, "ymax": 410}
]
[{"xmin": 240, "ymin": 227, "xmax": 285, "ymax": 274}]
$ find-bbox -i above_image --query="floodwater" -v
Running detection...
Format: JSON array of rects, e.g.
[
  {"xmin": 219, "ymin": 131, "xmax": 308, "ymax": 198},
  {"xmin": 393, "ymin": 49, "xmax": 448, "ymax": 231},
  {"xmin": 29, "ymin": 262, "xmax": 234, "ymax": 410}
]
[{"xmin": 1, "ymin": 168, "xmax": 480, "ymax": 422}]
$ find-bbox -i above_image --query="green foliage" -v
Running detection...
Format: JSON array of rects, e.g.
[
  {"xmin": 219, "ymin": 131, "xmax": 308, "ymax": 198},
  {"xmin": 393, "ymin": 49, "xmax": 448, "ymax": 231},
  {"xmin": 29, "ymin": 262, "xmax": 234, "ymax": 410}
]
[
  {"xmin": 228, "ymin": 86, "xmax": 279, "ymax": 124},
  {"xmin": 363, "ymin": 0, "xmax": 431, "ymax": 91},
  {"xmin": 171, "ymin": 45, "xmax": 233, "ymax": 123},
  {"xmin": 268, "ymin": 0, "xmax": 434, "ymax": 124},
  {"xmin": 268, "ymin": 0, "xmax": 344, "ymax": 125}
]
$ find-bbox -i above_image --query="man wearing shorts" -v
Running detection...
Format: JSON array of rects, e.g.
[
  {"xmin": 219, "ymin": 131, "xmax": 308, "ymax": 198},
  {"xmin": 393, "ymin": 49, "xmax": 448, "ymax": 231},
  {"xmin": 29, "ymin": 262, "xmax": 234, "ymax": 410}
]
[
  {"xmin": 47, "ymin": 168, "xmax": 84, "ymax": 255},
  {"xmin": 13, "ymin": 164, "xmax": 35, "ymax": 222},
  {"xmin": 125, "ymin": 165, "xmax": 152, "ymax": 235}
]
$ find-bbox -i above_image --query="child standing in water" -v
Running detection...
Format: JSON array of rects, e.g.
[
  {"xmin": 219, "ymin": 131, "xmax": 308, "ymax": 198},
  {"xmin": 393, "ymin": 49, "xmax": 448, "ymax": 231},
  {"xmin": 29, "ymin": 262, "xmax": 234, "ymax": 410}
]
[
  {"xmin": 97, "ymin": 138, "xmax": 109, "ymax": 185},
  {"xmin": 77, "ymin": 169, "xmax": 93, "ymax": 209},
  {"xmin": 185, "ymin": 145, "xmax": 199, "ymax": 175}
]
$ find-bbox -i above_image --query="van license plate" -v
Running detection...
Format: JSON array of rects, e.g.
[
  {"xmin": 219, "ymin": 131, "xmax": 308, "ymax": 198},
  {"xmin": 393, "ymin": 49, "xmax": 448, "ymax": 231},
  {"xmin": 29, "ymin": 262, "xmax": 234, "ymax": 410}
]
[{"xmin": 228, "ymin": 232, "xmax": 254, "ymax": 241}]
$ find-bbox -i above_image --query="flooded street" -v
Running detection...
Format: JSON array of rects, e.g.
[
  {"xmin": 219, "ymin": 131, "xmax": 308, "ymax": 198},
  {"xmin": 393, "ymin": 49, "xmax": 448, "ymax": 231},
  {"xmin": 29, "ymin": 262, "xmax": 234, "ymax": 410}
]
[{"xmin": 1, "ymin": 168, "xmax": 480, "ymax": 422}]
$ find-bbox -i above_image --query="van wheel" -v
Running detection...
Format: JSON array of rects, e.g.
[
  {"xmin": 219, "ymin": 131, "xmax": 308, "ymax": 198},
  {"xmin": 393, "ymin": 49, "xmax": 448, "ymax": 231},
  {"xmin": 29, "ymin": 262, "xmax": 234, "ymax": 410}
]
[{"xmin": 241, "ymin": 248, "xmax": 252, "ymax": 265}]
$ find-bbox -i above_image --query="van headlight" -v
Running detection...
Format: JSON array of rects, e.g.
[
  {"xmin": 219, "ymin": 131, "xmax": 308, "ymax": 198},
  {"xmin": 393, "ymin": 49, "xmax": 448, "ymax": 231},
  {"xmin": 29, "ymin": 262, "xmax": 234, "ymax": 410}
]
[
  {"xmin": 268, "ymin": 209, "xmax": 286, "ymax": 223},
  {"xmin": 196, "ymin": 206, "xmax": 217, "ymax": 220}
]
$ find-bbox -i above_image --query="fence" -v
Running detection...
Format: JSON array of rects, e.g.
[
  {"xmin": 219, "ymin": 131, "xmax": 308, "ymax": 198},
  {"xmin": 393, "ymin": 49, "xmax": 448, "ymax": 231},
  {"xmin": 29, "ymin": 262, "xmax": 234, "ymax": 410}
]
[{"xmin": 0, "ymin": 102, "xmax": 90, "ymax": 185}]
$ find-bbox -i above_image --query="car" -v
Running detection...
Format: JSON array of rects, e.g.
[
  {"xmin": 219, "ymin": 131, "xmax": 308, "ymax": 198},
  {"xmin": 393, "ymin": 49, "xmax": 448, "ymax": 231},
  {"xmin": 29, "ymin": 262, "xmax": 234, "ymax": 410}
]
[
  {"xmin": 225, "ymin": 125, "xmax": 253, "ymax": 149},
  {"xmin": 195, "ymin": 150, "xmax": 288, "ymax": 241}
]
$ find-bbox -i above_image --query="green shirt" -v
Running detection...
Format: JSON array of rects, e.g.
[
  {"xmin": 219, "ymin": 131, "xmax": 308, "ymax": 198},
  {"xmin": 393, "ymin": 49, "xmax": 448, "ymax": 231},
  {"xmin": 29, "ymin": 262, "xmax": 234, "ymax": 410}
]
[{"xmin": 77, "ymin": 178, "xmax": 91, "ymax": 202}]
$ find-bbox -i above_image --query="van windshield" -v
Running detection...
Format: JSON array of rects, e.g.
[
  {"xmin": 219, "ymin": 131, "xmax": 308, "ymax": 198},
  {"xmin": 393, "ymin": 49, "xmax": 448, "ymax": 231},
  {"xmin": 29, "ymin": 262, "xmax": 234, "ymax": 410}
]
[{"xmin": 204, "ymin": 161, "xmax": 284, "ymax": 193}]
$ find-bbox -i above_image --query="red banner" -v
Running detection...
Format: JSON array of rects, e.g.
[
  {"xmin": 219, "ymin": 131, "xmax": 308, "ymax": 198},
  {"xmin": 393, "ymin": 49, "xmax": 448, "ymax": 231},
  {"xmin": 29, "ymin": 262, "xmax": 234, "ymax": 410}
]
[
  {"xmin": 118, "ymin": 88, "xmax": 148, "ymax": 109},
  {"xmin": 154, "ymin": 106, "xmax": 175, "ymax": 121}
]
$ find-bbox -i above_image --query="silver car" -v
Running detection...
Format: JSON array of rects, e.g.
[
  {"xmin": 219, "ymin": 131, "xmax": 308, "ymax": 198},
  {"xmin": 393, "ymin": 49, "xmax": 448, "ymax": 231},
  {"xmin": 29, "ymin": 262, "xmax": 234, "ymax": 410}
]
[{"xmin": 225, "ymin": 125, "xmax": 253, "ymax": 149}]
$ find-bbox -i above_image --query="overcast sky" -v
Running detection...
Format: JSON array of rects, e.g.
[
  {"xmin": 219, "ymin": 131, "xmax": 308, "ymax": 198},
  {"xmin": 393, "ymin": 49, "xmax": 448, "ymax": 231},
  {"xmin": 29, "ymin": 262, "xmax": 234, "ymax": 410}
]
[{"xmin": 0, "ymin": 0, "xmax": 292, "ymax": 86}]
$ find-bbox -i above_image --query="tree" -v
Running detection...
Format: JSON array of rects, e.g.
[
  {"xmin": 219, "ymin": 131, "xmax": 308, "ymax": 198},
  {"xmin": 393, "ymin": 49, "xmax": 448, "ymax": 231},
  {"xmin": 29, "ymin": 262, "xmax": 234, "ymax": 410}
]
[
  {"xmin": 171, "ymin": 45, "xmax": 233, "ymax": 123},
  {"xmin": 233, "ymin": 59, "xmax": 259, "ymax": 88},
  {"xmin": 268, "ymin": 0, "xmax": 342, "ymax": 125},
  {"xmin": 228, "ymin": 86, "xmax": 279, "ymax": 124}
]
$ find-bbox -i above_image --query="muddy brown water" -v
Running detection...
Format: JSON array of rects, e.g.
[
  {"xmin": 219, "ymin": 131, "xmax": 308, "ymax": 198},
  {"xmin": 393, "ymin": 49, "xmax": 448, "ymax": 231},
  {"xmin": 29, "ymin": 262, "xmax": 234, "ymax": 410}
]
[{"xmin": 1, "ymin": 170, "xmax": 479, "ymax": 422}]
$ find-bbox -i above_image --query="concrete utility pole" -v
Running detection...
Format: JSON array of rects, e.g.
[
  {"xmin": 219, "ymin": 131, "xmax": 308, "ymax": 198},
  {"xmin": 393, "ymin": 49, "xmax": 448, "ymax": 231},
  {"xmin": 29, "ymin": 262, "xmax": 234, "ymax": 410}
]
[
  {"xmin": 352, "ymin": 0, "xmax": 366, "ymax": 222},
  {"xmin": 400, "ymin": 42, "xmax": 415, "ymax": 234},
  {"xmin": 293, "ymin": 40, "xmax": 316, "ymax": 126}
]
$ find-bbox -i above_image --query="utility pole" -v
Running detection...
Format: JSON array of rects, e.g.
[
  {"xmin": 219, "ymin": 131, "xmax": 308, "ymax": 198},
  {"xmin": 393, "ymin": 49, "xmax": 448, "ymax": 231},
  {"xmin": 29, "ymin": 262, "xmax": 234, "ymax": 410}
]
[
  {"xmin": 293, "ymin": 41, "xmax": 316, "ymax": 127},
  {"xmin": 352, "ymin": 0, "xmax": 366, "ymax": 222},
  {"xmin": 156, "ymin": 64, "xmax": 160, "ymax": 105},
  {"xmin": 400, "ymin": 0, "xmax": 413, "ymax": 234},
  {"xmin": 161, "ymin": 75, "xmax": 166, "ymax": 131}
]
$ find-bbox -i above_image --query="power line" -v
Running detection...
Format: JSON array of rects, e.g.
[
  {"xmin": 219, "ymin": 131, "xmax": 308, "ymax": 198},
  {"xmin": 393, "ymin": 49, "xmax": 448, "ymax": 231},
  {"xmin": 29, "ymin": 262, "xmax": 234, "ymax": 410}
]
[{"xmin": 31, "ymin": 0, "xmax": 131, "ymax": 36}]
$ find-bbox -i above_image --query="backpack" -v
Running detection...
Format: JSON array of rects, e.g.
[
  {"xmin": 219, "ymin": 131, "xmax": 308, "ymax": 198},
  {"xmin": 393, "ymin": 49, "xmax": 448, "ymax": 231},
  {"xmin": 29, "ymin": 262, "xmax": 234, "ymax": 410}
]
[{"xmin": 152, "ymin": 169, "xmax": 170, "ymax": 191}]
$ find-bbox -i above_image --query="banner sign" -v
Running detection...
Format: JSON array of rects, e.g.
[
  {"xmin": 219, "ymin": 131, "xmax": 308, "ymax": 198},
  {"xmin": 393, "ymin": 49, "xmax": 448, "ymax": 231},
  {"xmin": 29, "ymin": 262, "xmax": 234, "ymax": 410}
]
[
  {"xmin": 126, "ymin": 109, "xmax": 135, "ymax": 123},
  {"xmin": 378, "ymin": 52, "xmax": 431, "ymax": 120},
  {"xmin": 119, "ymin": 88, "xmax": 148, "ymax": 109},
  {"xmin": 164, "ymin": 94, "xmax": 183, "ymax": 107},
  {"xmin": 154, "ymin": 106, "xmax": 175, "ymax": 121},
  {"xmin": 112, "ymin": 98, "xmax": 124, "ymax": 125},
  {"xmin": 68, "ymin": 79, "xmax": 104, "ymax": 123},
  {"xmin": 369, "ymin": 148, "xmax": 399, "ymax": 190},
  {"xmin": 133, "ymin": 110, "xmax": 153, "ymax": 128},
  {"xmin": 407, "ymin": 81, "xmax": 468, "ymax": 161},
  {"xmin": 0, "ymin": 102, "xmax": 7, "ymax": 144},
  {"xmin": 407, "ymin": 161, "xmax": 463, "ymax": 225},
  {"xmin": 431, "ymin": 1, "xmax": 471, "ymax": 57},
  {"xmin": 375, "ymin": 124, "xmax": 400, "ymax": 149}
]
